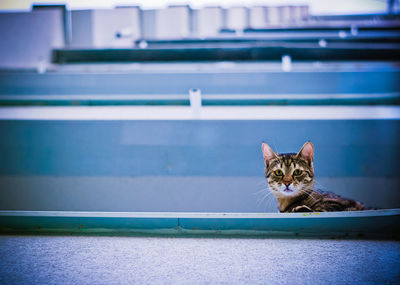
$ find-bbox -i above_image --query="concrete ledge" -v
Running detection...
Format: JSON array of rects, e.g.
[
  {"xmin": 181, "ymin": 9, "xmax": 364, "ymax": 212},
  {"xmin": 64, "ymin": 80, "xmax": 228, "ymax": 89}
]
[
  {"xmin": 1, "ymin": 209, "xmax": 399, "ymax": 237},
  {"xmin": 1, "ymin": 106, "xmax": 400, "ymax": 120}
]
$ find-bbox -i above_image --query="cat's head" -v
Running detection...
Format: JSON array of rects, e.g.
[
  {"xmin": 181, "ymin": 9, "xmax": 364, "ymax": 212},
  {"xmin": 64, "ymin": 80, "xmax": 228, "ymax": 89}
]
[{"xmin": 261, "ymin": 142, "xmax": 315, "ymax": 198}]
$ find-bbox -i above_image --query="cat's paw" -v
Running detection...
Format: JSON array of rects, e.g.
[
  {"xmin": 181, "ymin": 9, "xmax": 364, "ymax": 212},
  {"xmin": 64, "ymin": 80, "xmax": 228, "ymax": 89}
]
[{"xmin": 292, "ymin": 205, "xmax": 313, "ymax": 212}]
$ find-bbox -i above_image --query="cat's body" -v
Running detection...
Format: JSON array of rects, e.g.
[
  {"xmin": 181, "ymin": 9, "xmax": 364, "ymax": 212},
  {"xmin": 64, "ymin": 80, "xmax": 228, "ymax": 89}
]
[
  {"xmin": 261, "ymin": 142, "xmax": 370, "ymax": 213},
  {"xmin": 276, "ymin": 188, "xmax": 367, "ymax": 213}
]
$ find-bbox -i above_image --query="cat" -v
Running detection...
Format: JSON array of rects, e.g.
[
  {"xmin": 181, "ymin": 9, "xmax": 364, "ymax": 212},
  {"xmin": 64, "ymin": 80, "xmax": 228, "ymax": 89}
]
[{"xmin": 261, "ymin": 141, "xmax": 371, "ymax": 213}]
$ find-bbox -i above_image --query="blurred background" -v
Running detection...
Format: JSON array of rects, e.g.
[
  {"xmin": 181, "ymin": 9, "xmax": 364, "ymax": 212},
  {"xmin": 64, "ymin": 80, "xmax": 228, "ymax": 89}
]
[{"xmin": 0, "ymin": 0, "xmax": 399, "ymax": 212}]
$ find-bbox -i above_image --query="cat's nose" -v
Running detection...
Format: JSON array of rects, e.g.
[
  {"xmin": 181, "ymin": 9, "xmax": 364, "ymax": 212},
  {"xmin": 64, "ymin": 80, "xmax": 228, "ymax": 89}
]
[{"xmin": 283, "ymin": 181, "xmax": 291, "ymax": 187}]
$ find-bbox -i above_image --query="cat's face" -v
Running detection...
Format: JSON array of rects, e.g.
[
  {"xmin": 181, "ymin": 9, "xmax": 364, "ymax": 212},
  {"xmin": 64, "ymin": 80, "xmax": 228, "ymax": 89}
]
[{"xmin": 262, "ymin": 142, "xmax": 314, "ymax": 198}]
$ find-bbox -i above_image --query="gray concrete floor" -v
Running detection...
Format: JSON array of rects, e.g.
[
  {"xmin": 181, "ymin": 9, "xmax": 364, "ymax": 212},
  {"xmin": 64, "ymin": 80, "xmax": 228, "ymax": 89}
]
[{"xmin": 0, "ymin": 235, "xmax": 399, "ymax": 285}]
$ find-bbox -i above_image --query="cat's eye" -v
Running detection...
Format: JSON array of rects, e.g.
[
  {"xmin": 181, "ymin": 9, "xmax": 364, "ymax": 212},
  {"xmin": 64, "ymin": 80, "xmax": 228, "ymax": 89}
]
[
  {"xmin": 274, "ymin": 170, "xmax": 283, "ymax": 176},
  {"xmin": 293, "ymin": 169, "xmax": 303, "ymax": 176}
]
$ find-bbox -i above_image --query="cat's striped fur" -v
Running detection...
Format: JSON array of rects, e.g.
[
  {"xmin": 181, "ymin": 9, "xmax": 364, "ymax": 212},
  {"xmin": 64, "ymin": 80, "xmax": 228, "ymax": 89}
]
[{"xmin": 262, "ymin": 141, "xmax": 369, "ymax": 213}]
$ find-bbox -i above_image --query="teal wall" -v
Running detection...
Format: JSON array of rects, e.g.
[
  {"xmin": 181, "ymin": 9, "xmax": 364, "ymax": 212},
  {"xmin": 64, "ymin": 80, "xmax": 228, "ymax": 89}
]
[
  {"xmin": 1, "ymin": 69, "xmax": 399, "ymax": 95},
  {"xmin": 0, "ymin": 119, "xmax": 399, "ymax": 212}
]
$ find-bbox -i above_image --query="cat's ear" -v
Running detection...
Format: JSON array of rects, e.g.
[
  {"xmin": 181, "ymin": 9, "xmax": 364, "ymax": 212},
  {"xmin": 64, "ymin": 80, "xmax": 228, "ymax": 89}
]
[
  {"xmin": 297, "ymin": 141, "xmax": 314, "ymax": 164},
  {"xmin": 262, "ymin": 142, "xmax": 277, "ymax": 167}
]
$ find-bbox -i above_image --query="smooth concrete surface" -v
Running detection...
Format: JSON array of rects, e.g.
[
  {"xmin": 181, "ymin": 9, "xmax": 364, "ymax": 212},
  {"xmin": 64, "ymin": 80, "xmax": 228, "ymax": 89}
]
[{"xmin": 0, "ymin": 236, "xmax": 399, "ymax": 284}]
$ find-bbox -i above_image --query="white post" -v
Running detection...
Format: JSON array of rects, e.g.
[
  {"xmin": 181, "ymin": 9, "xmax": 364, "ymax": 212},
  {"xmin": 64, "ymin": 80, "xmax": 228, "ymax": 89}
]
[
  {"xmin": 189, "ymin": 88, "xmax": 202, "ymax": 119},
  {"xmin": 318, "ymin": 39, "xmax": 327, "ymax": 48},
  {"xmin": 281, "ymin": 55, "xmax": 292, "ymax": 72},
  {"xmin": 351, "ymin": 25, "xmax": 358, "ymax": 36},
  {"xmin": 37, "ymin": 57, "xmax": 46, "ymax": 74},
  {"xmin": 338, "ymin": 30, "xmax": 347, "ymax": 38}
]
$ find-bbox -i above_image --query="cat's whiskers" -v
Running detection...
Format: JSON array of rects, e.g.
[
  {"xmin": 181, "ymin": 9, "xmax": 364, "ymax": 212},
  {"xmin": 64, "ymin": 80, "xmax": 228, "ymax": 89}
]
[
  {"xmin": 255, "ymin": 187, "xmax": 275, "ymax": 207},
  {"xmin": 299, "ymin": 187, "xmax": 319, "ymax": 204},
  {"xmin": 258, "ymin": 191, "xmax": 276, "ymax": 210},
  {"xmin": 256, "ymin": 191, "xmax": 268, "ymax": 206},
  {"xmin": 256, "ymin": 179, "xmax": 268, "ymax": 186},
  {"xmin": 253, "ymin": 188, "xmax": 268, "ymax": 195},
  {"xmin": 256, "ymin": 188, "xmax": 272, "ymax": 201},
  {"xmin": 263, "ymin": 195, "xmax": 277, "ymax": 211}
]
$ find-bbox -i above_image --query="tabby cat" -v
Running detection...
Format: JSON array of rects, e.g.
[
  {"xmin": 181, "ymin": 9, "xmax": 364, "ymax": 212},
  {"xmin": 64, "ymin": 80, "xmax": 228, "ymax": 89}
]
[{"xmin": 261, "ymin": 141, "xmax": 370, "ymax": 212}]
